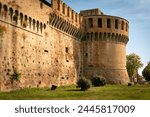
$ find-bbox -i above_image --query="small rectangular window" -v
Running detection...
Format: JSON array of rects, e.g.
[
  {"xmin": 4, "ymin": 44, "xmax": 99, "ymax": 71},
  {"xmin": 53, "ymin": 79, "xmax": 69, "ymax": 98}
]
[
  {"xmin": 122, "ymin": 21, "xmax": 124, "ymax": 30},
  {"xmin": 63, "ymin": 4, "xmax": 65, "ymax": 14},
  {"xmin": 126, "ymin": 23, "xmax": 128, "ymax": 31},
  {"xmin": 98, "ymin": 18, "xmax": 102, "ymax": 28},
  {"xmin": 65, "ymin": 47, "xmax": 69, "ymax": 53},
  {"xmin": 40, "ymin": 2, "xmax": 43, "ymax": 9},
  {"xmin": 67, "ymin": 7, "xmax": 70, "ymax": 17},
  {"xmin": 107, "ymin": 18, "xmax": 111, "ymax": 28},
  {"xmin": 88, "ymin": 18, "xmax": 93, "ymax": 28},
  {"xmin": 115, "ymin": 19, "xmax": 118, "ymax": 29}
]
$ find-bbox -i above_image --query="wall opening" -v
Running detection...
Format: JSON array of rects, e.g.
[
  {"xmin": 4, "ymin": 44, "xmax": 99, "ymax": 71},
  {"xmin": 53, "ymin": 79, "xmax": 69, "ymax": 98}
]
[
  {"xmin": 75, "ymin": 13, "xmax": 77, "ymax": 22},
  {"xmin": 13, "ymin": 10, "xmax": 18, "ymax": 24},
  {"xmin": 121, "ymin": 21, "xmax": 124, "ymax": 30},
  {"xmin": 63, "ymin": 3, "xmax": 65, "ymax": 14},
  {"xmin": 40, "ymin": 2, "xmax": 43, "ymax": 9},
  {"xmin": 72, "ymin": 10, "xmax": 74, "ymax": 20},
  {"xmin": 3, "ymin": 5, "xmax": 8, "ymax": 19},
  {"xmin": 37, "ymin": 21, "xmax": 39, "ymax": 32},
  {"xmin": 98, "ymin": 18, "xmax": 102, "ymax": 28},
  {"xmin": 88, "ymin": 18, "xmax": 93, "ymax": 28},
  {"xmin": 126, "ymin": 23, "xmax": 128, "ymax": 32},
  {"xmin": 29, "ymin": 17, "xmax": 32, "ymax": 29},
  {"xmin": 115, "ymin": 19, "xmax": 118, "ymax": 29},
  {"xmin": 40, "ymin": 23, "xmax": 43, "ymax": 33},
  {"xmin": 67, "ymin": 7, "xmax": 69, "ymax": 17},
  {"xmin": 9, "ymin": 8, "xmax": 13, "ymax": 21},
  {"xmin": 65, "ymin": 47, "xmax": 69, "ymax": 53},
  {"xmin": 107, "ymin": 18, "xmax": 111, "ymax": 28},
  {"xmin": 20, "ymin": 13, "xmax": 23, "ymax": 25},
  {"xmin": 33, "ymin": 19, "xmax": 35, "ymax": 30}
]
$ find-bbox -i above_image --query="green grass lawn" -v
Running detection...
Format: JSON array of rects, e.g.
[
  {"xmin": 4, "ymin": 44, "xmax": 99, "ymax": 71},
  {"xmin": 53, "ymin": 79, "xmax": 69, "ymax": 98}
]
[{"xmin": 0, "ymin": 85, "xmax": 150, "ymax": 100}]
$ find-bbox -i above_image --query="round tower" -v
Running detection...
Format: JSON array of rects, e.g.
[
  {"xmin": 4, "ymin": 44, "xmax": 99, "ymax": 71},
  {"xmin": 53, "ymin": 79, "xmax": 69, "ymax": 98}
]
[{"xmin": 80, "ymin": 9, "xmax": 129, "ymax": 84}]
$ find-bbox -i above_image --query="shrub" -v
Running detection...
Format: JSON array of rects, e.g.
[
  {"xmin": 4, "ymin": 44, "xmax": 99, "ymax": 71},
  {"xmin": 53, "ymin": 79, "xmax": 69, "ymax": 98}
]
[
  {"xmin": 91, "ymin": 76, "xmax": 106, "ymax": 86},
  {"xmin": 11, "ymin": 69, "xmax": 21, "ymax": 82},
  {"xmin": 77, "ymin": 77, "xmax": 91, "ymax": 91},
  {"xmin": 142, "ymin": 62, "xmax": 150, "ymax": 81}
]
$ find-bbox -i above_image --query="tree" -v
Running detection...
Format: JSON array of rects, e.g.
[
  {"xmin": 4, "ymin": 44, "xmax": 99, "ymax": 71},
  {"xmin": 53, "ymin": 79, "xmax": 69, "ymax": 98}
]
[
  {"xmin": 142, "ymin": 62, "xmax": 150, "ymax": 81},
  {"xmin": 126, "ymin": 53, "xmax": 143, "ymax": 82}
]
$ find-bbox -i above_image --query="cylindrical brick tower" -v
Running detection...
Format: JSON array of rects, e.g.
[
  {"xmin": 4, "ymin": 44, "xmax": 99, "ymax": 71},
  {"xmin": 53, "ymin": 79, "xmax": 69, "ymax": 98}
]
[{"xmin": 80, "ymin": 9, "xmax": 130, "ymax": 84}]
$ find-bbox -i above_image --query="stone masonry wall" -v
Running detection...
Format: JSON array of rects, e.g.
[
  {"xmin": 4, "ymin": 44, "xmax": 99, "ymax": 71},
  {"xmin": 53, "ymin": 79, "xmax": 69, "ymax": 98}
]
[{"xmin": 0, "ymin": 0, "xmax": 81, "ymax": 91}]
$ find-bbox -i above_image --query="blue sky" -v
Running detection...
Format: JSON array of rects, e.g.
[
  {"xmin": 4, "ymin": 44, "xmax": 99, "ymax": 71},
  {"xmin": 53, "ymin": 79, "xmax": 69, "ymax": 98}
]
[{"xmin": 47, "ymin": 0, "xmax": 150, "ymax": 74}]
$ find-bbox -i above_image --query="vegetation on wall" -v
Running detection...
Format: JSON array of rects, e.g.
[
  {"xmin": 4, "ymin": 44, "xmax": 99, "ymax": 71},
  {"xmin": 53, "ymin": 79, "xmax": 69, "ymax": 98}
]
[{"xmin": 11, "ymin": 69, "xmax": 21, "ymax": 83}]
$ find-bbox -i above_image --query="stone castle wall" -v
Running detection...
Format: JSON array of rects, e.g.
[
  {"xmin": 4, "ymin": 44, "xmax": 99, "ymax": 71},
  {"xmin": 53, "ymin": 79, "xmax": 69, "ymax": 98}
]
[
  {"xmin": 0, "ymin": 0, "xmax": 82, "ymax": 91},
  {"xmin": 0, "ymin": 0, "xmax": 129, "ymax": 91}
]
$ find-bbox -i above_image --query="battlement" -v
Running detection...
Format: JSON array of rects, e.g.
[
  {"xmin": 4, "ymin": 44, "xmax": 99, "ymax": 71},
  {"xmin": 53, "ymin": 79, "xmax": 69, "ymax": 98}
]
[
  {"xmin": 80, "ymin": 9, "xmax": 103, "ymax": 16},
  {"xmin": 51, "ymin": 0, "xmax": 80, "ymax": 27}
]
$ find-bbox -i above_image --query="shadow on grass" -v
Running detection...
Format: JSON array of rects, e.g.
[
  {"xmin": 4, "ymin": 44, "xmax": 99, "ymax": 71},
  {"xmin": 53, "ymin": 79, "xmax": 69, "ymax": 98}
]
[{"xmin": 65, "ymin": 89, "xmax": 83, "ymax": 92}]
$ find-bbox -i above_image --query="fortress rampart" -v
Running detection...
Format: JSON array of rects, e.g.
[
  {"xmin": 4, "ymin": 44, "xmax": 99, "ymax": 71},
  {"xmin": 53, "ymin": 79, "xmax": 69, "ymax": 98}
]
[{"xmin": 0, "ymin": 0, "xmax": 129, "ymax": 91}]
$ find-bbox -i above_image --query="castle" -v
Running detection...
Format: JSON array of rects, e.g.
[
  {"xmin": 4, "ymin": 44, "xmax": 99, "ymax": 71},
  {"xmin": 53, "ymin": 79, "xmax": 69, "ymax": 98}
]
[{"xmin": 0, "ymin": 0, "xmax": 129, "ymax": 91}]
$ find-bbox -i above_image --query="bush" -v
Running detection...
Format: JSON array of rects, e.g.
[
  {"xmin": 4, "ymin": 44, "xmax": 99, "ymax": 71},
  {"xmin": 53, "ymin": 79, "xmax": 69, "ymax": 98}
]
[
  {"xmin": 91, "ymin": 76, "xmax": 106, "ymax": 86},
  {"xmin": 142, "ymin": 62, "xmax": 150, "ymax": 81},
  {"xmin": 77, "ymin": 77, "xmax": 91, "ymax": 91},
  {"xmin": 11, "ymin": 69, "xmax": 21, "ymax": 82}
]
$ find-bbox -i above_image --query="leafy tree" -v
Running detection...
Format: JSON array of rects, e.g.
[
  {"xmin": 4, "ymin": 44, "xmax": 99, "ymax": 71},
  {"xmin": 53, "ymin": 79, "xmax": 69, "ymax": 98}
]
[
  {"xmin": 126, "ymin": 53, "xmax": 143, "ymax": 81},
  {"xmin": 142, "ymin": 62, "xmax": 150, "ymax": 81}
]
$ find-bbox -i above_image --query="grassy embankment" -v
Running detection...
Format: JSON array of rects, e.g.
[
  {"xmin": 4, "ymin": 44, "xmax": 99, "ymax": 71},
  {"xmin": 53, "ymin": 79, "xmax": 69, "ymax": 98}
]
[{"xmin": 0, "ymin": 85, "xmax": 150, "ymax": 100}]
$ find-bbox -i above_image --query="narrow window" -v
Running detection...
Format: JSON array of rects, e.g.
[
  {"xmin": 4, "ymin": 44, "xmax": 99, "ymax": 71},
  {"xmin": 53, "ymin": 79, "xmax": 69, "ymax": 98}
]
[
  {"xmin": 20, "ymin": 13, "xmax": 23, "ymax": 25},
  {"xmin": 63, "ymin": 3, "xmax": 65, "ymax": 14},
  {"xmin": 65, "ymin": 47, "xmax": 69, "ymax": 53},
  {"xmin": 23, "ymin": 15, "xmax": 28, "ymax": 28},
  {"xmin": 88, "ymin": 18, "xmax": 93, "ymax": 28},
  {"xmin": 85, "ymin": 53, "xmax": 88, "ymax": 57},
  {"xmin": 13, "ymin": 10, "xmax": 18, "ymax": 24},
  {"xmin": 9, "ymin": 8, "xmax": 13, "ymax": 21},
  {"xmin": 98, "ymin": 18, "xmax": 102, "ymax": 28},
  {"xmin": 3, "ymin": 5, "xmax": 8, "ymax": 19},
  {"xmin": 115, "ymin": 19, "xmax": 118, "ymax": 29},
  {"xmin": 72, "ymin": 10, "xmax": 74, "ymax": 20},
  {"xmin": 75, "ymin": 13, "xmax": 77, "ymax": 22},
  {"xmin": 29, "ymin": 17, "xmax": 32, "ymax": 29},
  {"xmin": 126, "ymin": 23, "xmax": 128, "ymax": 32},
  {"xmin": 121, "ymin": 21, "xmax": 124, "ymax": 30},
  {"xmin": 40, "ymin": 23, "xmax": 42, "ymax": 33},
  {"xmin": 44, "ymin": 24, "xmax": 46, "ymax": 29},
  {"xmin": 33, "ymin": 19, "xmax": 35, "ymax": 30},
  {"xmin": 107, "ymin": 18, "xmax": 111, "ymax": 28},
  {"xmin": 40, "ymin": 2, "xmax": 43, "ymax": 9},
  {"xmin": 67, "ymin": 7, "xmax": 69, "ymax": 17},
  {"xmin": 37, "ymin": 21, "xmax": 39, "ymax": 32}
]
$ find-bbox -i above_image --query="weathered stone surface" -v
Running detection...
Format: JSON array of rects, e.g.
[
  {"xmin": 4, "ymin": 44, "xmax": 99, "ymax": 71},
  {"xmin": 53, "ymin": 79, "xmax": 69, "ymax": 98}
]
[{"xmin": 0, "ymin": 0, "xmax": 129, "ymax": 91}]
